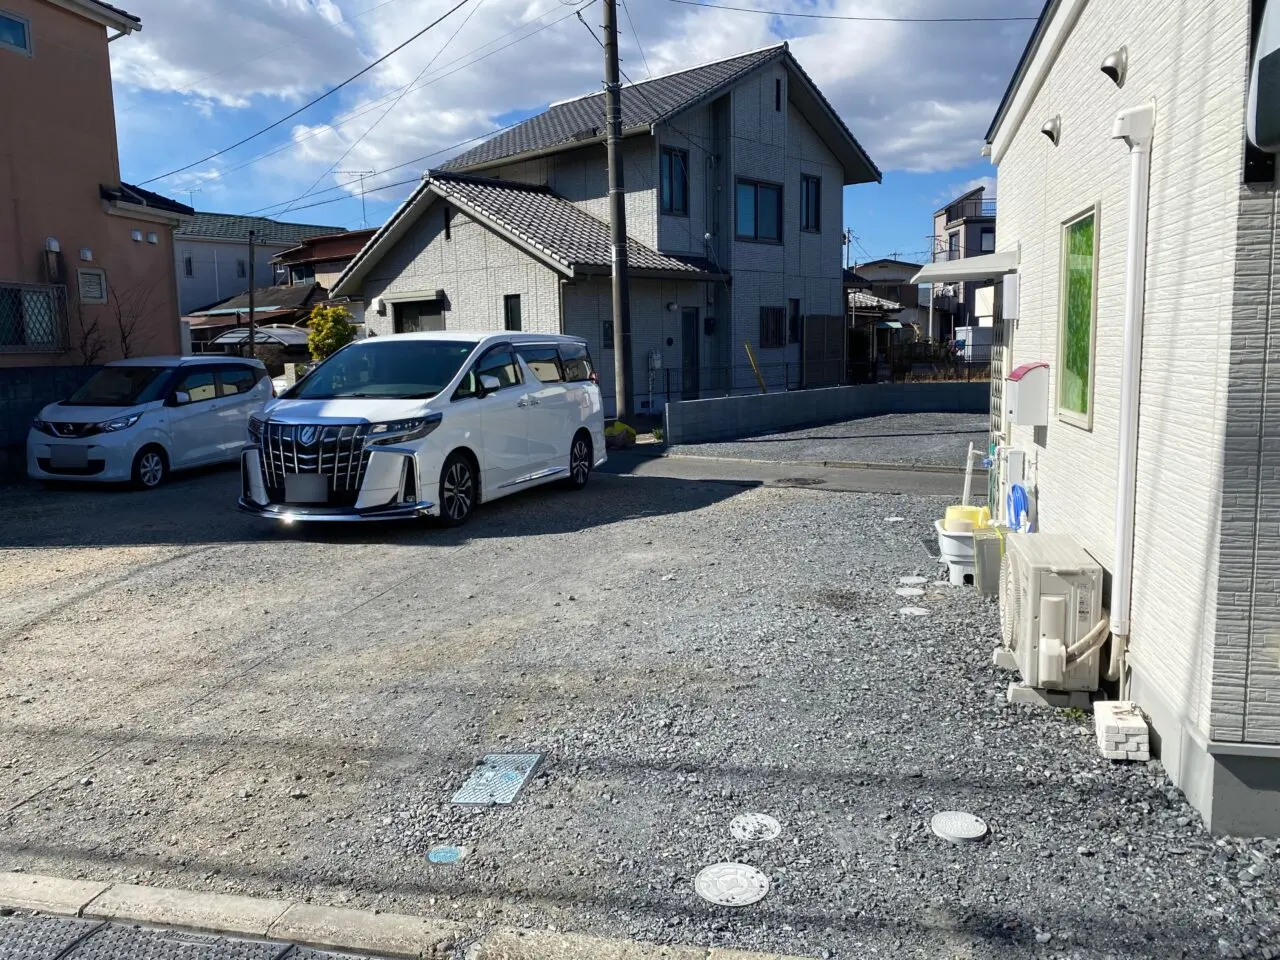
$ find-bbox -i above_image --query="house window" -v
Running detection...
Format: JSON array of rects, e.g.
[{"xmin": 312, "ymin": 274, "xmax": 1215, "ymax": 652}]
[
  {"xmin": 980, "ymin": 227, "xmax": 995, "ymax": 253},
  {"xmin": 775, "ymin": 77, "xmax": 782, "ymax": 112},
  {"xmin": 736, "ymin": 179, "xmax": 782, "ymax": 242},
  {"xmin": 76, "ymin": 268, "xmax": 107, "ymax": 305},
  {"xmin": 602, "ymin": 319, "xmax": 614, "ymax": 349},
  {"xmin": 394, "ymin": 299, "xmax": 444, "ymax": 333},
  {"xmin": 660, "ymin": 147, "xmax": 689, "ymax": 215},
  {"xmin": 444, "ymin": 205, "xmax": 453, "ymax": 240},
  {"xmin": 236, "ymin": 259, "xmax": 247, "ymax": 279},
  {"xmin": 183, "ymin": 255, "xmax": 193, "ymax": 278},
  {"xmin": 759, "ymin": 306, "xmax": 786, "ymax": 349},
  {"xmin": 0, "ymin": 282, "xmax": 66, "ymax": 351},
  {"xmin": 947, "ymin": 232, "xmax": 959, "ymax": 259},
  {"xmin": 1058, "ymin": 206, "xmax": 1099, "ymax": 427},
  {"xmin": 0, "ymin": 10, "xmax": 31, "ymax": 56},
  {"xmin": 788, "ymin": 298, "xmax": 801, "ymax": 344},
  {"xmin": 503, "ymin": 294, "xmax": 522, "ymax": 331},
  {"xmin": 800, "ymin": 176, "xmax": 821, "ymax": 232},
  {"xmin": 290, "ymin": 264, "xmax": 315, "ymax": 284}
]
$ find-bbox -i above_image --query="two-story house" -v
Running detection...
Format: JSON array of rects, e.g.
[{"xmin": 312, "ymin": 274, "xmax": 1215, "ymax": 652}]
[
  {"xmin": 331, "ymin": 43, "xmax": 880, "ymax": 413},
  {"xmin": 0, "ymin": 0, "xmax": 192, "ymax": 454},
  {"xmin": 929, "ymin": 185, "xmax": 997, "ymax": 338},
  {"xmin": 174, "ymin": 214, "xmax": 346, "ymax": 315}
]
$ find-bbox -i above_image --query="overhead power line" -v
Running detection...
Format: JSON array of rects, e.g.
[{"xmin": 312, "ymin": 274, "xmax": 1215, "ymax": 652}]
[
  {"xmin": 618, "ymin": 0, "xmax": 653, "ymax": 78},
  {"xmin": 138, "ymin": 0, "xmax": 478, "ymax": 186},
  {"xmin": 662, "ymin": 0, "xmax": 1038, "ymax": 22}
]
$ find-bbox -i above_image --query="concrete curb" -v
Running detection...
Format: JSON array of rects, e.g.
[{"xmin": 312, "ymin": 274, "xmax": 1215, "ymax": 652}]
[
  {"xmin": 0, "ymin": 872, "xmax": 813, "ymax": 960},
  {"xmin": 663, "ymin": 452, "xmax": 987, "ymax": 477}
]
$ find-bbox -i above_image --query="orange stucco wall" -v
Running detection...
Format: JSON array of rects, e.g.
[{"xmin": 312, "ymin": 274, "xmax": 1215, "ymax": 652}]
[{"xmin": 0, "ymin": 0, "xmax": 181, "ymax": 366}]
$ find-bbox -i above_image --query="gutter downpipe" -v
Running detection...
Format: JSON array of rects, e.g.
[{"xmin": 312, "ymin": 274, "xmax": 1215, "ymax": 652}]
[{"xmin": 1107, "ymin": 102, "xmax": 1157, "ymax": 691}]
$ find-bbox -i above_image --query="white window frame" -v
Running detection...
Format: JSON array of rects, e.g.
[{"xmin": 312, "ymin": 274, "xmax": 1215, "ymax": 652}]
[
  {"xmin": 76, "ymin": 268, "xmax": 107, "ymax": 305},
  {"xmin": 0, "ymin": 9, "xmax": 32, "ymax": 57},
  {"xmin": 1057, "ymin": 203, "xmax": 1101, "ymax": 430}
]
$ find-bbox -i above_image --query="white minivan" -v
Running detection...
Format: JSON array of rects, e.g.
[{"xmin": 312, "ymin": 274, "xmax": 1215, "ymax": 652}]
[
  {"xmin": 28, "ymin": 356, "xmax": 271, "ymax": 488},
  {"xmin": 239, "ymin": 332, "xmax": 607, "ymax": 524}
]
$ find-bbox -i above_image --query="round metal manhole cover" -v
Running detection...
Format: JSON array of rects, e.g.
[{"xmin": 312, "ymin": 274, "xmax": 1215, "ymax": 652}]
[
  {"xmin": 427, "ymin": 845, "xmax": 469, "ymax": 864},
  {"xmin": 730, "ymin": 813, "xmax": 782, "ymax": 842},
  {"xmin": 900, "ymin": 576, "xmax": 928, "ymax": 585},
  {"xmin": 899, "ymin": 606, "xmax": 929, "ymax": 616},
  {"xmin": 695, "ymin": 863, "xmax": 770, "ymax": 907},
  {"xmin": 931, "ymin": 811, "xmax": 989, "ymax": 843},
  {"xmin": 896, "ymin": 587, "xmax": 925, "ymax": 597},
  {"xmin": 775, "ymin": 477, "xmax": 826, "ymax": 487}
]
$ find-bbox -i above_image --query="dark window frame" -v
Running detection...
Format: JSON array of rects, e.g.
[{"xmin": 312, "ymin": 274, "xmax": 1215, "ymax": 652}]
[
  {"xmin": 236, "ymin": 259, "xmax": 247, "ymax": 279},
  {"xmin": 602, "ymin": 319, "xmax": 614, "ymax": 350},
  {"xmin": 0, "ymin": 9, "xmax": 32, "ymax": 56},
  {"xmin": 980, "ymin": 227, "xmax": 996, "ymax": 253},
  {"xmin": 183, "ymin": 255, "xmax": 193, "ymax": 278},
  {"xmin": 800, "ymin": 175, "xmax": 821, "ymax": 232},
  {"xmin": 788, "ymin": 298, "xmax": 801, "ymax": 344},
  {"xmin": 503, "ymin": 293, "xmax": 522, "ymax": 331},
  {"xmin": 660, "ymin": 146, "xmax": 690, "ymax": 216},
  {"xmin": 444, "ymin": 205, "xmax": 453, "ymax": 240},
  {"xmin": 736, "ymin": 178, "xmax": 783, "ymax": 243},
  {"xmin": 759, "ymin": 306, "xmax": 787, "ymax": 349},
  {"xmin": 774, "ymin": 77, "xmax": 782, "ymax": 112}
]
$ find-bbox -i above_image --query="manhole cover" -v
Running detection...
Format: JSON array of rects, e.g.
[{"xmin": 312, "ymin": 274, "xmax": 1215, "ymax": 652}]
[
  {"xmin": 896, "ymin": 587, "xmax": 925, "ymax": 597},
  {"xmin": 730, "ymin": 813, "xmax": 781, "ymax": 842},
  {"xmin": 931, "ymin": 811, "xmax": 989, "ymax": 843},
  {"xmin": 451, "ymin": 753, "xmax": 543, "ymax": 805},
  {"xmin": 775, "ymin": 477, "xmax": 826, "ymax": 487},
  {"xmin": 900, "ymin": 576, "xmax": 928, "ymax": 585},
  {"xmin": 694, "ymin": 863, "xmax": 770, "ymax": 906},
  {"xmin": 428, "ymin": 844, "xmax": 468, "ymax": 864},
  {"xmin": 899, "ymin": 606, "xmax": 929, "ymax": 617}
]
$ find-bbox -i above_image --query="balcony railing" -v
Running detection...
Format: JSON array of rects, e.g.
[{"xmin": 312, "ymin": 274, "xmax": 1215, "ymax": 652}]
[{"xmin": 944, "ymin": 198, "xmax": 997, "ymax": 224}]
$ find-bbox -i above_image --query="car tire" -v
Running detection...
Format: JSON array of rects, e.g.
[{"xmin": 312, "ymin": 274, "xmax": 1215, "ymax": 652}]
[
  {"xmin": 438, "ymin": 451, "xmax": 477, "ymax": 526},
  {"xmin": 565, "ymin": 430, "xmax": 592, "ymax": 490},
  {"xmin": 131, "ymin": 446, "xmax": 168, "ymax": 490}
]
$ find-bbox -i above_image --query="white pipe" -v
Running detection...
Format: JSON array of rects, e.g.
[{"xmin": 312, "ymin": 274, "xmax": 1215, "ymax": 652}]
[
  {"xmin": 1108, "ymin": 103, "xmax": 1157, "ymax": 688},
  {"xmin": 962, "ymin": 441, "xmax": 975, "ymax": 505}
]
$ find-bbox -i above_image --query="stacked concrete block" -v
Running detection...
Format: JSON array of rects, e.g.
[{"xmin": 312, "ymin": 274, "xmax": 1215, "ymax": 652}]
[{"xmin": 1095, "ymin": 700, "xmax": 1150, "ymax": 761}]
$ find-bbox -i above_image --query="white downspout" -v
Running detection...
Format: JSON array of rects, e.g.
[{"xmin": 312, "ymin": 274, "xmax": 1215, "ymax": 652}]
[{"xmin": 1106, "ymin": 102, "xmax": 1157, "ymax": 689}]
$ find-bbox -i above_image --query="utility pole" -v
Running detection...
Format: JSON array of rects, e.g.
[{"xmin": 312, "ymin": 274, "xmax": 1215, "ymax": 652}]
[
  {"xmin": 247, "ymin": 229, "xmax": 256, "ymax": 360},
  {"xmin": 602, "ymin": 0, "xmax": 632, "ymax": 420},
  {"xmin": 338, "ymin": 170, "xmax": 375, "ymax": 227}
]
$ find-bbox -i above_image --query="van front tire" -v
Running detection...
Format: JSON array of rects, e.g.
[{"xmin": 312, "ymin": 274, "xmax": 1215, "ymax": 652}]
[{"xmin": 438, "ymin": 452, "xmax": 477, "ymax": 526}]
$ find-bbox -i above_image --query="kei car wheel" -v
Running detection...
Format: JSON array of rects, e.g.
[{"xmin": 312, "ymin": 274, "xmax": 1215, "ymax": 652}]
[
  {"xmin": 131, "ymin": 446, "xmax": 168, "ymax": 490},
  {"xmin": 439, "ymin": 452, "xmax": 476, "ymax": 526},
  {"xmin": 565, "ymin": 431, "xmax": 592, "ymax": 490}
]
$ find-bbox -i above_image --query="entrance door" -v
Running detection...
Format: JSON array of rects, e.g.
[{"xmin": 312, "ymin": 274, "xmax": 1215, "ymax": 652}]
[{"xmin": 681, "ymin": 307, "xmax": 700, "ymax": 400}]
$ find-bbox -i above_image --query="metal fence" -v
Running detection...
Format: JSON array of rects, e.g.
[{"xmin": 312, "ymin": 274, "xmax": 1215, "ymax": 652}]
[{"xmin": 0, "ymin": 282, "xmax": 68, "ymax": 353}]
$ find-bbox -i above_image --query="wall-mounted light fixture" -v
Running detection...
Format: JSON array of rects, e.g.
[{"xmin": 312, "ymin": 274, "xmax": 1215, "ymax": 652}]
[
  {"xmin": 1041, "ymin": 115, "xmax": 1062, "ymax": 145},
  {"xmin": 79, "ymin": 247, "xmax": 93, "ymax": 262},
  {"xmin": 666, "ymin": 301, "xmax": 678, "ymax": 313},
  {"xmin": 131, "ymin": 229, "xmax": 143, "ymax": 242},
  {"xmin": 146, "ymin": 232, "xmax": 158, "ymax": 244},
  {"xmin": 1101, "ymin": 46, "xmax": 1128, "ymax": 87},
  {"xmin": 45, "ymin": 237, "xmax": 60, "ymax": 253}
]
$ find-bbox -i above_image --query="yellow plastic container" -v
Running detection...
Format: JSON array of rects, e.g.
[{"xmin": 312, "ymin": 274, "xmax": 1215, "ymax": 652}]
[{"xmin": 944, "ymin": 504, "xmax": 990, "ymax": 532}]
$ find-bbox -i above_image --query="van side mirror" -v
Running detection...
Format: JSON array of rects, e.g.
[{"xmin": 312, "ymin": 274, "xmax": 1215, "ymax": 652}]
[
  {"xmin": 167, "ymin": 390, "xmax": 191, "ymax": 407},
  {"xmin": 479, "ymin": 374, "xmax": 501, "ymax": 396}
]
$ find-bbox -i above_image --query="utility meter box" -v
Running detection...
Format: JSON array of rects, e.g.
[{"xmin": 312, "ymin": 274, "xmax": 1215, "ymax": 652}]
[{"xmin": 1006, "ymin": 361, "xmax": 1049, "ymax": 426}]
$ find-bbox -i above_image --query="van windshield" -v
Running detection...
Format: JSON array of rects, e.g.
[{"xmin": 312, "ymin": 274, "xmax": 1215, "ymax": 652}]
[
  {"xmin": 64, "ymin": 366, "xmax": 172, "ymax": 407},
  {"xmin": 287, "ymin": 339, "xmax": 476, "ymax": 400}
]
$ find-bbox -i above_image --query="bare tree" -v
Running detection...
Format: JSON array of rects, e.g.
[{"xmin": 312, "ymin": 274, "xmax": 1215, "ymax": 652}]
[
  {"xmin": 71, "ymin": 303, "xmax": 107, "ymax": 366},
  {"xmin": 107, "ymin": 275, "xmax": 165, "ymax": 359}
]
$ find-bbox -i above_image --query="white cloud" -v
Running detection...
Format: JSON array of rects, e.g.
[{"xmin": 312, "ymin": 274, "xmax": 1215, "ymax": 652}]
[{"xmin": 110, "ymin": 0, "xmax": 1041, "ymax": 206}]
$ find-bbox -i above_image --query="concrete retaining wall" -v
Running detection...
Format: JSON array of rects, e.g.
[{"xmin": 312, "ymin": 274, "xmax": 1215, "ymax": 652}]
[{"xmin": 662, "ymin": 382, "xmax": 989, "ymax": 445}]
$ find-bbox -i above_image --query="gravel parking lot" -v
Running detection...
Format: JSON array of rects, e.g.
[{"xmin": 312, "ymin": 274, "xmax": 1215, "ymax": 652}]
[
  {"xmin": 1, "ymin": 463, "xmax": 1276, "ymax": 960},
  {"xmin": 668, "ymin": 412, "xmax": 990, "ymax": 468}
]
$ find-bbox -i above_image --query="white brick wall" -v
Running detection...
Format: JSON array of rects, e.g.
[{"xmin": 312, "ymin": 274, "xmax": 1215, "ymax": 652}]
[{"xmin": 995, "ymin": 0, "xmax": 1250, "ymax": 737}]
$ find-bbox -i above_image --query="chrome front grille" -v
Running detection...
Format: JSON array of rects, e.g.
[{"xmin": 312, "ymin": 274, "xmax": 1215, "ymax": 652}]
[{"xmin": 259, "ymin": 422, "xmax": 372, "ymax": 500}]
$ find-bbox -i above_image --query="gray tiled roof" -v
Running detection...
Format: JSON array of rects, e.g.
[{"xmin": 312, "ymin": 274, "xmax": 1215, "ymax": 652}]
[
  {"xmin": 444, "ymin": 45, "xmax": 785, "ymax": 171},
  {"xmin": 91, "ymin": 0, "xmax": 141, "ymax": 23},
  {"xmin": 430, "ymin": 173, "xmax": 721, "ymax": 276},
  {"xmin": 176, "ymin": 213, "xmax": 346, "ymax": 245}
]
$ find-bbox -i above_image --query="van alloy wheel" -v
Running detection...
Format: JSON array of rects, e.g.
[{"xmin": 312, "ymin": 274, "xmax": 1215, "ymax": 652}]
[
  {"xmin": 440, "ymin": 455, "xmax": 475, "ymax": 525},
  {"xmin": 570, "ymin": 436, "xmax": 591, "ymax": 488}
]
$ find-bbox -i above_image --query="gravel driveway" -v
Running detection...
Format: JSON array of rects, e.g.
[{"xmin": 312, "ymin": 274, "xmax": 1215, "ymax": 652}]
[
  {"xmin": 1, "ymin": 465, "xmax": 1275, "ymax": 960},
  {"xmin": 668, "ymin": 412, "xmax": 990, "ymax": 468}
]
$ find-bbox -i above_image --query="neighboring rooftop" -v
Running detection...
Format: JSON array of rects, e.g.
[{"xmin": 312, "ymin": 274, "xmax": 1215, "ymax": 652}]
[
  {"xmin": 849, "ymin": 289, "xmax": 905, "ymax": 312},
  {"xmin": 443, "ymin": 43, "xmax": 879, "ymax": 185},
  {"xmin": 176, "ymin": 213, "xmax": 346, "ymax": 245},
  {"xmin": 100, "ymin": 182, "xmax": 194, "ymax": 217},
  {"xmin": 189, "ymin": 282, "xmax": 322, "ymax": 316},
  {"xmin": 272, "ymin": 228, "xmax": 377, "ymax": 265}
]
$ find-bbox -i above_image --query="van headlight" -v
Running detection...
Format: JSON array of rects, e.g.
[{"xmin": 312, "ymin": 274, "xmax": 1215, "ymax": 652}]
[
  {"xmin": 368, "ymin": 413, "xmax": 442, "ymax": 446},
  {"xmin": 98, "ymin": 413, "xmax": 142, "ymax": 433},
  {"xmin": 248, "ymin": 414, "xmax": 265, "ymax": 444}
]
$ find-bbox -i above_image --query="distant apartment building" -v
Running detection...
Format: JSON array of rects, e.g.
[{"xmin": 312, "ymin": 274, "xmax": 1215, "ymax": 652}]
[
  {"xmin": 928, "ymin": 186, "xmax": 997, "ymax": 338},
  {"xmin": 174, "ymin": 214, "xmax": 345, "ymax": 314}
]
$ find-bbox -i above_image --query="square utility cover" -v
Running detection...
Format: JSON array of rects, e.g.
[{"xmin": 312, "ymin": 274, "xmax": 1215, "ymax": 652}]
[{"xmin": 451, "ymin": 753, "xmax": 543, "ymax": 805}]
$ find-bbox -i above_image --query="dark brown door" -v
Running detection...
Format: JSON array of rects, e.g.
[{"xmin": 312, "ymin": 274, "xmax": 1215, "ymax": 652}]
[{"xmin": 681, "ymin": 307, "xmax": 700, "ymax": 400}]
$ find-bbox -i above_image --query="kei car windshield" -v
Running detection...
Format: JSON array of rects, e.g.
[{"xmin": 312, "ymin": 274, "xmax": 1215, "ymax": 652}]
[
  {"xmin": 64, "ymin": 366, "xmax": 171, "ymax": 407},
  {"xmin": 287, "ymin": 339, "xmax": 476, "ymax": 400}
]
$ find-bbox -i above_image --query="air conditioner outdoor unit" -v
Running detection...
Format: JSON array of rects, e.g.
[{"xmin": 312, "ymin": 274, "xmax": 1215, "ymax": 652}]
[{"xmin": 998, "ymin": 533, "xmax": 1104, "ymax": 693}]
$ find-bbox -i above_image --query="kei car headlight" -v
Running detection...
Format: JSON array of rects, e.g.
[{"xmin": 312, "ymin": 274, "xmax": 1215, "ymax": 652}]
[
  {"xmin": 31, "ymin": 417, "xmax": 53, "ymax": 436},
  {"xmin": 368, "ymin": 413, "xmax": 442, "ymax": 446},
  {"xmin": 98, "ymin": 413, "xmax": 143, "ymax": 433}
]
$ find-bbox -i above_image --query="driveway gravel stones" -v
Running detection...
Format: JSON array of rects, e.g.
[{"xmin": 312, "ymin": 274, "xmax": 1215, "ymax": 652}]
[
  {"xmin": 1, "ymin": 469, "xmax": 1278, "ymax": 959},
  {"xmin": 667, "ymin": 412, "xmax": 990, "ymax": 467}
]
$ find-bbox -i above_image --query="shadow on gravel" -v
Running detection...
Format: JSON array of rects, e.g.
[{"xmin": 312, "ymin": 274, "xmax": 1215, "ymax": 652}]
[
  {"xmin": 2, "ymin": 469, "xmax": 752, "ymax": 550},
  {"xmin": 0, "ymin": 839, "xmax": 1223, "ymax": 959}
]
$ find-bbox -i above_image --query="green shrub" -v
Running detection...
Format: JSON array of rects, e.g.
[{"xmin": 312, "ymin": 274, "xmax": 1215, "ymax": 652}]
[{"xmin": 307, "ymin": 304, "xmax": 356, "ymax": 361}]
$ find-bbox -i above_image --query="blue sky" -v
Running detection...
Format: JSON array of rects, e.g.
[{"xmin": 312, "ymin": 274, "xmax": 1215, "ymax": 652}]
[{"xmin": 109, "ymin": 0, "xmax": 1038, "ymax": 262}]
